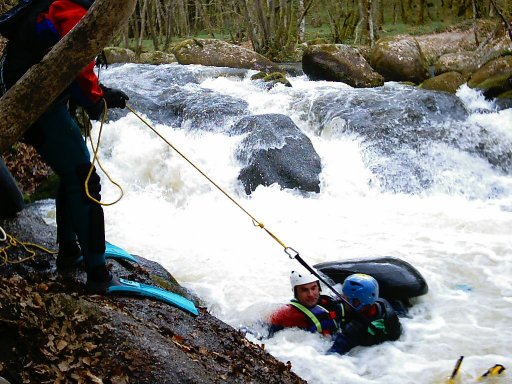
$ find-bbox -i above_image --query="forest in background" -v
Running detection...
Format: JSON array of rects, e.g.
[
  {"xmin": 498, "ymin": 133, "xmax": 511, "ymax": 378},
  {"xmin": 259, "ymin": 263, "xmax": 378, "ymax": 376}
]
[
  {"xmin": 0, "ymin": 0, "xmax": 511, "ymax": 61},
  {"xmin": 113, "ymin": 0, "xmax": 512, "ymax": 60}
]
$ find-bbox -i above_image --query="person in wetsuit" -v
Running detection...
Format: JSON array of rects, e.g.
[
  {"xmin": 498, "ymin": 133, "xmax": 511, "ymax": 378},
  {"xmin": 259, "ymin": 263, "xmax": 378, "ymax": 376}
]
[
  {"xmin": 0, "ymin": 0, "xmax": 129, "ymax": 292},
  {"xmin": 268, "ymin": 271, "xmax": 402, "ymax": 355}
]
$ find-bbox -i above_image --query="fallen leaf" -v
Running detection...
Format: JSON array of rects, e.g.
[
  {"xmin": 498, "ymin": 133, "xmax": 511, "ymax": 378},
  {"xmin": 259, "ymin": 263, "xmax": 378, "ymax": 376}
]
[
  {"xmin": 86, "ymin": 370, "xmax": 104, "ymax": 384},
  {"xmin": 83, "ymin": 342, "xmax": 97, "ymax": 352},
  {"xmin": 56, "ymin": 340, "xmax": 68, "ymax": 351},
  {"xmin": 57, "ymin": 361, "xmax": 70, "ymax": 372},
  {"xmin": 82, "ymin": 357, "xmax": 92, "ymax": 366}
]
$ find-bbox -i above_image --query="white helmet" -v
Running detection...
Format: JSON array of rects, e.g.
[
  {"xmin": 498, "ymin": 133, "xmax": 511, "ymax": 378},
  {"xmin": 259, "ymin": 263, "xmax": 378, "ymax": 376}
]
[{"xmin": 290, "ymin": 270, "xmax": 319, "ymax": 292}]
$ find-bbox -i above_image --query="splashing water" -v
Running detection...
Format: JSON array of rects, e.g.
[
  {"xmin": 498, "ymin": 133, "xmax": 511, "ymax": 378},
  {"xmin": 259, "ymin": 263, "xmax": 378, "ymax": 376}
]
[{"xmin": 41, "ymin": 64, "xmax": 512, "ymax": 384}]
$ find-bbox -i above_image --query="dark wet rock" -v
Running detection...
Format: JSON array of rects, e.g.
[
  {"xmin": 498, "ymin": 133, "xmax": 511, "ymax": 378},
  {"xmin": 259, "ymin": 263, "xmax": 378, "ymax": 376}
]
[
  {"xmin": 370, "ymin": 35, "xmax": 429, "ymax": 84},
  {"xmin": 278, "ymin": 62, "xmax": 304, "ymax": 77},
  {"xmin": 0, "ymin": 208, "xmax": 306, "ymax": 384},
  {"xmin": 232, "ymin": 114, "xmax": 321, "ymax": 194},
  {"xmin": 101, "ymin": 65, "xmax": 250, "ymax": 130},
  {"xmin": 302, "ymin": 44, "xmax": 384, "ymax": 87},
  {"xmin": 306, "ymin": 85, "xmax": 470, "ymax": 193},
  {"xmin": 161, "ymin": 88, "xmax": 249, "ymax": 132}
]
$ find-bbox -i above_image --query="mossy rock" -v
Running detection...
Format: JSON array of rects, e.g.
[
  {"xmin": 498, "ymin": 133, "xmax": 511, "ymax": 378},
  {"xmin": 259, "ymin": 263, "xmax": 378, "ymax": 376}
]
[
  {"xmin": 420, "ymin": 71, "xmax": 466, "ymax": 93},
  {"xmin": 434, "ymin": 51, "xmax": 479, "ymax": 78},
  {"xmin": 139, "ymin": 51, "xmax": 177, "ymax": 65},
  {"xmin": 251, "ymin": 71, "xmax": 292, "ymax": 88},
  {"xmin": 103, "ymin": 47, "xmax": 136, "ymax": 64},
  {"xmin": 370, "ymin": 35, "xmax": 429, "ymax": 84},
  {"xmin": 302, "ymin": 44, "xmax": 384, "ymax": 88},
  {"xmin": 468, "ymin": 55, "xmax": 512, "ymax": 88}
]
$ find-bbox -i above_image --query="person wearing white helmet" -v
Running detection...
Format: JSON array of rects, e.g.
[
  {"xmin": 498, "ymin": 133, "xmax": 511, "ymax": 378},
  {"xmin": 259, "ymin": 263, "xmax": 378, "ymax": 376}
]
[
  {"xmin": 268, "ymin": 270, "xmax": 343, "ymax": 337},
  {"xmin": 268, "ymin": 271, "xmax": 402, "ymax": 355}
]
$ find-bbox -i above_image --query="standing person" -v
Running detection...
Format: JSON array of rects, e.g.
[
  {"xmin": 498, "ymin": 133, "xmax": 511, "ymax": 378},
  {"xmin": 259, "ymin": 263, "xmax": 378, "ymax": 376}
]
[
  {"xmin": 0, "ymin": 0, "xmax": 129, "ymax": 292},
  {"xmin": 268, "ymin": 271, "xmax": 402, "ymax": 355}
]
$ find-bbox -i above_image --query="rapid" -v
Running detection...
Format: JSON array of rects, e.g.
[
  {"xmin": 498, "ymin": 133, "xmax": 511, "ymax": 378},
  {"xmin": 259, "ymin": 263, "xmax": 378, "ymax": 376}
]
[{"xmin": 43, "ymin": 63, "xmax": 512, "ymax": 383}]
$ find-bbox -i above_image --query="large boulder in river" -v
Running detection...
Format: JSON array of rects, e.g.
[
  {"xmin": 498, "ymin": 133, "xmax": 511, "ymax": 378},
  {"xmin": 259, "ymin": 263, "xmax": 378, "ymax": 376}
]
[
  {"xmin": 302, "ymin": 44, "xmax": 384, "ymax": 87},
  {"xmin": 370, "ymin": 35, "xmax": 429, "ymax": 84},
  {"xmin": 415, "ymin": 30, "xmax": 477, "ymax": 65},
  {"xmin": 172, "ymin": 38, "xmax": 280, "ymax": 72},
  {"xmin": 103, "ymin": 46, "xmax": 136, "ymax": 64},
  {"xmin": 139, "ymin": 50, "xmax": 177, "ymax": 65},
  {"xmin": 467, "ymin": 55, "xmax": 512, "ymax": 100},
  {"xmin": 434, "ymin": 51, "xmax": 479, "ymax": 77},
  {"xmin": 231, "ymin": 114, "xmax": 321, "ymax": 195}
]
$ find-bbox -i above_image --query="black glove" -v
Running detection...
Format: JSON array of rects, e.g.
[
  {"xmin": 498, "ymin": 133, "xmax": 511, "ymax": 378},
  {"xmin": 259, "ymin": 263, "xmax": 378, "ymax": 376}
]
[
  {"xmin": 100, "ymin": 85, "xmax": 129, "ymax": 109},
  {"xmin": 86, "ymin": 99, "xmax": 106, "ymax": 121}
]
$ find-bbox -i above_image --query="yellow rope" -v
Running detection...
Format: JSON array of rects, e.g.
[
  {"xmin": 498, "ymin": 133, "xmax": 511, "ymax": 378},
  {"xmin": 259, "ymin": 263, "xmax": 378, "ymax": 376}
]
[
  {"xmin": 0, "ymin": 226, "xmax": 57, "ymax": 267},
  {"xmin": 84, "ymin": 99, "xmax": 124, "ymax": 206},
  {"xmin": 126, "ymin": 104, "xmax": 291, "ymax": 252}
]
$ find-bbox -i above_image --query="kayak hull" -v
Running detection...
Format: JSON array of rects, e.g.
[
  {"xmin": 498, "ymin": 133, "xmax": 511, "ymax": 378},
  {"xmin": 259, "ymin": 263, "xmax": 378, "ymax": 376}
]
[{"xmin": 314, "ymin": 256, "xmax": 428, "ymax": 302}]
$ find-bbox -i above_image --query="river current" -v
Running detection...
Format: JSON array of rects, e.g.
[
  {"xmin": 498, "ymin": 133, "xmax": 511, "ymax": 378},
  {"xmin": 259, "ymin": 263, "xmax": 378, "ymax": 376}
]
[{"xmin": 42, "ymin": 63, "xmax": 512, "ymax": 383}]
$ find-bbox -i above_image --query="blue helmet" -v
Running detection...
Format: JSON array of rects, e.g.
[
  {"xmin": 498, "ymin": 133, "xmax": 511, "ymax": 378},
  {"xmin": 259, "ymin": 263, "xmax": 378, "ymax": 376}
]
[{"xmin": 342, "ymin": 274, "xmax": 379, "ymax": 311}]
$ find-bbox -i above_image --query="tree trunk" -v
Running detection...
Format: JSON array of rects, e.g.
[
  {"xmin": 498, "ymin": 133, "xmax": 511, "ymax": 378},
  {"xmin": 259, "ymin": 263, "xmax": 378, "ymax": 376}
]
[
  {"xmin": 298, "ymin": 0, "xmax": 305, "ymax": 41},
  {"xmin": 0, "ymin": 0, "xmax": 137, "ymax": 154},
  {"xmin": 136, "ymin": 0, "xmax": 149, "ymax": 55},
  {"xmin": 418, "ymin": 0, "xmax": 425, "ymax": 24},
  {"xmin": 472, "ymin": 0, "xmax": 479, "ymax": 45},
  {"xmin": 368, "ymin": 0, "xmax": 375, "ymax": 46}
]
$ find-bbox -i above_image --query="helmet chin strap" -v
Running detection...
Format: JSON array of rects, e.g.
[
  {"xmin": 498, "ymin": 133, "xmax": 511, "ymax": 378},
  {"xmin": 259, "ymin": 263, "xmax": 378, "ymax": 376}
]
[{"xmin": 286, "ymin": 247, "xmax": 382, "ymax": 336}]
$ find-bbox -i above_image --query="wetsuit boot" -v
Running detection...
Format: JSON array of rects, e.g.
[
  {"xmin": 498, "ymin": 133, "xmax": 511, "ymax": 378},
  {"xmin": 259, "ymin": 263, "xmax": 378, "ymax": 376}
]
[
  {"xmin": 56, "ymin": 240, "xmax": 82, "ymax": 271},
  {"xmin": 86, "ymin": 264, "xmax": 122, "ymax": 294}
]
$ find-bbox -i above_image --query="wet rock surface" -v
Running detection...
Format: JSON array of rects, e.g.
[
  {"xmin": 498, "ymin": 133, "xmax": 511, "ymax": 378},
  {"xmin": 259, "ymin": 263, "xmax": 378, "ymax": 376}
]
[
  {"xmin": 0, "ymin": 208, "xmax": 306, "ymax": 384},
  {"xmin": 232, "ymin": 114, "xmax": 322, "ymax": 194}
]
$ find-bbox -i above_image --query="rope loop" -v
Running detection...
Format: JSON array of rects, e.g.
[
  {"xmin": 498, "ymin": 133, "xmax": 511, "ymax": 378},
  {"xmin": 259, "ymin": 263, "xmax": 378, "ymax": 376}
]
[
  {"xmin": 85, "ymin": 99, "xmax": 124, "ymax": 206},
  {"xmin": 0, "ymin": 226, "xmax": 6, "ymax": 242}
]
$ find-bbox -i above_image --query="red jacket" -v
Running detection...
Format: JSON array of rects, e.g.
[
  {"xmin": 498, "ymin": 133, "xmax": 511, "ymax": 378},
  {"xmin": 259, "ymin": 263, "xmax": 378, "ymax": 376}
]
[
  {"xmin": 269, "ymin": 296, "xmax": 342, "ymax": 336},
  {"xmin": 36, "ymin": 0, "xmax": 103, "ymax": 106}
]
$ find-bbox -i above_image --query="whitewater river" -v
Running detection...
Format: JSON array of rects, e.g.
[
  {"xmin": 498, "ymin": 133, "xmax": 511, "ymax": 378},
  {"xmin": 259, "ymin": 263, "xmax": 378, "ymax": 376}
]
[{"xmin": 43, "ymin": 63, "xmax": 512, "ymax": 383}]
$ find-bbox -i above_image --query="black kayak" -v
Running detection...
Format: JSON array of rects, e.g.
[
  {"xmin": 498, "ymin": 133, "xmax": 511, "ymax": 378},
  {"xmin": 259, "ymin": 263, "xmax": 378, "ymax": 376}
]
[
  {"xmin": 314, "ymin": 256, "xmax": 428, "ymax": 311},
  {"xmin": 0, "ymin": 156, "xmax": 24, "ymax": 219}
]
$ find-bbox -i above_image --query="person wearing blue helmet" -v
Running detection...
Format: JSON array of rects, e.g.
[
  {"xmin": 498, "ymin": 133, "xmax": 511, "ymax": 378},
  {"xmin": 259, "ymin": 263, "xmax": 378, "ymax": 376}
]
[
  {"xmin": 268, "ymin": 272, "xmax": 401, "ymax": 355},
  {"xmin": 328, "ymin": 273, "xmax": 402, "ymax": 355}
]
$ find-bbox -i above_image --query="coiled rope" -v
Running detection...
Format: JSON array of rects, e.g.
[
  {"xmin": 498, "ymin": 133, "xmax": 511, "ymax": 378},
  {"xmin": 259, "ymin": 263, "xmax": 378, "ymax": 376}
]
[{"xmin": 0, "ymin": 224, "xmax": 56, "ymax": 267}]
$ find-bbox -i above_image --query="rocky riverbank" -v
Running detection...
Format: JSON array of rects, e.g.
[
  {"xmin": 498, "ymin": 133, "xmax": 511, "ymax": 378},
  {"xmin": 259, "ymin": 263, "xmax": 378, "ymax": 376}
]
[{"xmin": 0, "ymin": 208, "xmax": 305, "ymax": 384}]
